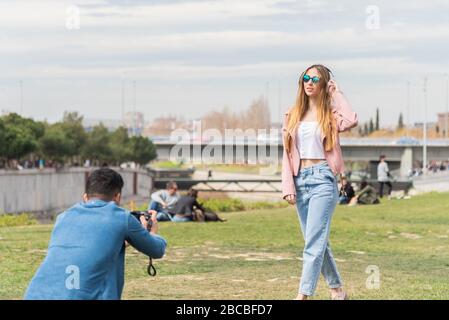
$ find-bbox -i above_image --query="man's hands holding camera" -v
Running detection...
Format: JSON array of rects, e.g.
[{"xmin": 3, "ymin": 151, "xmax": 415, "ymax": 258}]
[
  {"xmin": 130, "ymin": 210, "xmax": 159, "ymax": 235},
  {"xmin": 138, "ymin": 210, "xmax": 158, "ymax": 235}
]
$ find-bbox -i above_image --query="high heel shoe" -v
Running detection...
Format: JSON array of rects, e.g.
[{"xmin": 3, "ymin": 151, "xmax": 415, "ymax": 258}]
[{"xmin": 331, "ymin": 291, "xmax": 349, "ymax": 300}]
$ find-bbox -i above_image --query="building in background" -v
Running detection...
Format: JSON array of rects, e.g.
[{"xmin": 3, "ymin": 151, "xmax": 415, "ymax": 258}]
[
  {"xmin": 123, "ymin": 111, "xmax": 145, "ymax": 136},
  {"xmin": 82, "ymin": 118, "xmax": 123, "ymax": 132},
  {"xmin": 413, "ymin": 122, "xmax": 437, "ymax": 130},
  {"xmin": 437, "ymin": 112, "xmax": 449, "ymax": 136}
]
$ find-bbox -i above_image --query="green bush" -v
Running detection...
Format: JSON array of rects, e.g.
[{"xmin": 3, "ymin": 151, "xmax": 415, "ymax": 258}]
[
  {"xmin": 200, "ymin": 198, "xmax": 287, "ymax": 213},
  {"xmin": 201, "ymin": 198, "xmax": 245, "ymax": 213},
  {"xmin": 0, "ymin": 213, "xmax": 37, "ymax": 227},
  {"xmin": 244, "ymin": 201, "xmax": 289, "ymax": 210},
  {"xmin": 150, "ymin": 160, "xmax": 184, "ymax": 169}
]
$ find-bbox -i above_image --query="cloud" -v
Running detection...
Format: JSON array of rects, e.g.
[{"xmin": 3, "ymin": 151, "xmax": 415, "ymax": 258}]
[{"xmin": 0, "ymin": 0, "xmax": 448, "ymax": 125}]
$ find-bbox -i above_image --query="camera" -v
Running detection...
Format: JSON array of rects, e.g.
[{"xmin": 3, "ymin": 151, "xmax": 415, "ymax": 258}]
[
  {"xmin": 130, "ymin": 210, "xmax": 153, "ymax": 231},
  {"xmin": 129, "ymin": 210, "xmax": 157, "ymax": 276}
]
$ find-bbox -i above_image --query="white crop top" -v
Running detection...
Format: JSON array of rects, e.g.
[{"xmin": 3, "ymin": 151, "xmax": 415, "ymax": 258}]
[{"xmin": 296, "ymin": 121, "xmax": 325, "ymax": 159}]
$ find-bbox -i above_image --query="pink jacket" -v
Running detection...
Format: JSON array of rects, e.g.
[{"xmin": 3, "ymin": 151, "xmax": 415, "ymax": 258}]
[{"xmin": 281, "ymin": 91, "xmax": 358, "ymax": 199}]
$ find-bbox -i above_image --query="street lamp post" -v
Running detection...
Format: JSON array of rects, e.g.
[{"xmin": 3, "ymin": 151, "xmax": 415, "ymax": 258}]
[
  {"xmin": 133, "ymin": 80, "xmax": 137, "ymax": 136},
  {"xmin": 121, "ymin": 72, "xmax": 126, "ymax": 126},
  {"xmin": 19, "ymin": 80, "xmax": 23, "ymax": 115},
  {"xmin": 423, "ymin": 77, "xmax": 428, "ymax": 174},
  {"xmin": 445, "ymin": 73, "xmax": 448, "ymax": 140},
  {"xmin": 406, "ymin": 81, "xmax": 410, "ymax": 137}
]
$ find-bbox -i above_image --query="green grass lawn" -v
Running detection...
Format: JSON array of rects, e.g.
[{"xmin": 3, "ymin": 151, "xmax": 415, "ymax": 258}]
[{"xmin": 1, "ymin": 192, "xmax": 449, "ymax": 300}]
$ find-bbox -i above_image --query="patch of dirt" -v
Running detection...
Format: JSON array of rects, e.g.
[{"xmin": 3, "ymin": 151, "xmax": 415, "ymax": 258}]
[
  {"xmin": 347, "ymin": 250, "xmax": 366, "ymax": 255},
  {"xmin": 159, "ymin": 275, "xmax": 206, "ymax": 281},
  {"xmin": 208, "ymin": 254, "xmax": 232, "ymax": 259},
  {"xmin": 400, "ymin": 232, "xmax": 422, "ymax": 239},
  {"xmin": 163, "ymin": 248, "xmax": 296, "ymax": 262},
  {"xmin": 26, "ymin": 249, "xmax": 47, "ymax": 254}
]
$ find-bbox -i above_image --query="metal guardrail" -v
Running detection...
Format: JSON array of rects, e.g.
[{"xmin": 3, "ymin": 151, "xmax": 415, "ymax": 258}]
[
  {"xmin": 153, "ymin": 178, "xmax": 282, "ymax": 192},
  {"xmin": 151, "ymin": 136, "xmax": 449, "ymax": 147},
  {"xmin": 153, "ymin": 177, "xmax": 413, "ymax": 193}
]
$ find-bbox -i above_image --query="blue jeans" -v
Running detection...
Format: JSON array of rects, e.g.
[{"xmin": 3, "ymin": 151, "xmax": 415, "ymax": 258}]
[
  {"xmin": 294, "ymin": 161, "xmax": 343, "ymax": 296},
  {"xmin": 172, "ymin": 215, "xmax": 192, "ymax": 222},
  {"xmin": 338, "ymin": 195, "xmax": 349, "ymax": 204},
  {"xmin": 148, "ymin": 201, "xmax": 173, "ymax": 222}
]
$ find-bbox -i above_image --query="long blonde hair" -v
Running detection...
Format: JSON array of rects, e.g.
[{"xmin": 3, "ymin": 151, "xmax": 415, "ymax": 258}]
[{"xmin": 284, "ymin": 64, "xmax": 336, "ymax": 153}]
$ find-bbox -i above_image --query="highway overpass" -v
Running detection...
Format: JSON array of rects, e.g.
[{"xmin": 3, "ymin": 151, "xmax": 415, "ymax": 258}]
[{"xmin": 153, "ymin": 138, "xmax": 449, "ymax": 176}]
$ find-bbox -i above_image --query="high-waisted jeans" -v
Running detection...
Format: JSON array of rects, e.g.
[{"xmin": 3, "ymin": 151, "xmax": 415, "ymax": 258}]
[{"xmin": 294, "ymin": 161, "xmax": 343, "ymax": 296}]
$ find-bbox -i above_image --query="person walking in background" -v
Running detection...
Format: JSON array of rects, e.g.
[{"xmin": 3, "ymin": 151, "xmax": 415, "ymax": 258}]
[
  {"xmin": 377, "ymin": 155, "xmax": 392, "ymax": 199},
  {"xmin": 338, "ymin": 176, "xmax": 355, "ymax": 204},
  {"xmin": 281, "ymin": 64, "xmax": 358, "ymax": 300},
  {"xmin": 148, "ymin": 181, "xmax": 180, "ymax": 221},
  {"xmin": 207, "ymin": 168, "xmax": 213, "ymax": 180}
]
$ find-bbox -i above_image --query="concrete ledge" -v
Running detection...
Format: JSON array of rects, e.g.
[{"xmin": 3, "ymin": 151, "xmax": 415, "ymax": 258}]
[{"xmin": 0, "ymin": 167, "xmax": 153, "ymax": 216}]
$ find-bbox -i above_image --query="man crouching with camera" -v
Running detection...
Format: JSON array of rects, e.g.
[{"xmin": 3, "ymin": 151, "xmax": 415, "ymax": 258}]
[{"xmin": 24, "ymin": 168, "xmax": 167, "ymax": 300}]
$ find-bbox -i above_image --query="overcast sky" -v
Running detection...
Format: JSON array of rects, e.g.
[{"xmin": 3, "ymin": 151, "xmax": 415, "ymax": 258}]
[{"xmin": 1, "ymin": 0, "xmax": 449, "ymax": 127}]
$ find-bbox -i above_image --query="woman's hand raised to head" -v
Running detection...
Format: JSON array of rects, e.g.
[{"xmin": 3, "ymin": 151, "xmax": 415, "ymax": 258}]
[
  {"xmin": 327, "ymin": 79, "xmax": 340, "ymax": 96},
  {"xmin": 284, "ymin": 194, "xmax": 296, "ymax": 205}
]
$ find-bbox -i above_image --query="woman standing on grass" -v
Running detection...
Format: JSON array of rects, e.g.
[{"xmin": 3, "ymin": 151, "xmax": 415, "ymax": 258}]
[{"xmin": 281, "ymin": 64, "xmax": 358, "ymax": 300}]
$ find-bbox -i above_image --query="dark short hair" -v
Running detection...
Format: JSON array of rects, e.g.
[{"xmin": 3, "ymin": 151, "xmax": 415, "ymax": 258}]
[
  {"xmin": 379, "ymin": 155, "xmax": 386, "ymax": 161},
  {"xmin": 166, "ymin": 181, "xmax": 178, "ymax": 190},
  {"xmin": 187, "ymin": 188, "xmax": 198, "ymax": 198},
  {"xmin": 85, "ymin": 168, "xmax": 124, "ymax": 199},
  {"xmin": 360, "ymin": 180, "xmax": 368, "ymax": 190}
]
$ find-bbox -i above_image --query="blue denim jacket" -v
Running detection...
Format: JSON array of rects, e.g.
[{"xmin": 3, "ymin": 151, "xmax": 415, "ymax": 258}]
[{"xmin": 24, "ymin": 199, "xmax": 167, "ymax": 300}]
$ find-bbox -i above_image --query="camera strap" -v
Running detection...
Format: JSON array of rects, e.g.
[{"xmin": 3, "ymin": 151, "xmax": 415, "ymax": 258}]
[{"xmin": 147, "ymin": 258, "xmax": 156, "ymax": 276}]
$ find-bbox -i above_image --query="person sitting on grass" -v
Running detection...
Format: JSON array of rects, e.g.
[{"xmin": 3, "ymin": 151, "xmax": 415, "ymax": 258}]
[
  {"xmin": 348, "ymin": 180, "xmax": 380, "ymax": 206},
  {"xmin": 148, "ymin": 181, "xmax": 180, "ymax": 221},
  {"xmin": 24, "ymin": 168, "xmax": 167, "ymax": 300},
  {"xmin": 171, "ymin": 188, "xmax": 206, "ymax": 222},
  {"xmin": 338, "ymin": 176, "xmax": 355, "ymax": 205},
  {"xmin": 171, "ymin": 188, "xmax": 227, "ymax": 223}
]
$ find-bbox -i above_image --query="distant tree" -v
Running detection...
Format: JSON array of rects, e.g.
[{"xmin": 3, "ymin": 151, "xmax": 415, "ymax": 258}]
[
  {"xmin": 2, "ymin": 113, "xmax": 45, "ymax": 140},
  {"xmin": 82, "ymin": 124, "xmax": 112, "ymax": 165},
  {"xmin": 109, "ymin": 126, "xmax": 132, "ymax": 165},
  {"xmin": 0, "ymin": 119, "xmax": 7, "ymax": 161},
  {"xmin": 129, "ymin": 136, "xmax": 157, "ymax": 166},
  {"xmin": 39, "ymin": 124, "xmax": 75, "ymax": 162},
  {"xmin": 0, "ymin": 113, "xmax": 45, "ymax": 161},
  {"xmin": 202, "ymin": 95, "xmax": 271, "ymax": 133},
  {"xmin": 375, "ymin": 108, "xmax": 380, "ymax": 131},
  {"xmin": 397, "ymin": 112, "xmax": 404, "ymax": 130},
  {"xmin": 369, "ymin": 118, "xmax": 374, "ymax": 133},
  {"xmin": 436, "ymin": 125, "xmax": 440, "ymax": 134},
  {"xmin": 244, "ymin": 96, "xmax": 271, "ymax": 130},
  {"xmin": 60, "ymin": 111, "xmax": 87, "ymax": 157},
  {"xmin": 363, "ymin": 123, "xmax": 369, "ymax": 136}
]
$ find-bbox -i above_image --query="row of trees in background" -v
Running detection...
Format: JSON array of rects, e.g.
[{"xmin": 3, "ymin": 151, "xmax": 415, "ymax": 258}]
[
  {"xmin": 358, "ymin": 108, "xmax": 381, "ymax": 136},
  {"xmin": 358, "ymin": 108, "xmax": 406, "ymax": 136},
  {"xmin": 143, "ymin": 96, "xmax": 272, "ymax": 137},
  {"xmin": 201, "ymin": 96, "xmax": 271, "ymax": 132},
  {"xmin": 0, "ymin": 112, "xmax": 157, "ymax": 169}
]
